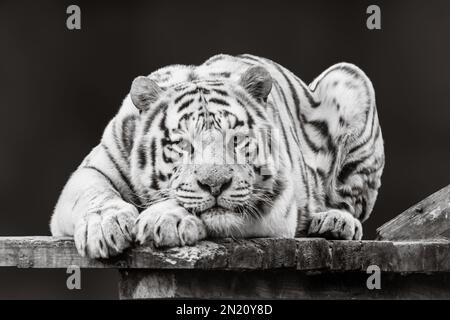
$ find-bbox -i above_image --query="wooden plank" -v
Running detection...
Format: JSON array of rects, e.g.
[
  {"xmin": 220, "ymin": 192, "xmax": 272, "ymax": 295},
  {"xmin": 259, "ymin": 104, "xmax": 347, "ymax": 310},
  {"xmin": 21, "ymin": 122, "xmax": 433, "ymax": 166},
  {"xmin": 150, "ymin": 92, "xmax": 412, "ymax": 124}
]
[
  {"xmin": 296, "ymin": 238, "xmax": 332, "ymax": 270},
  {"xmin": 0, "ymin": 236, "xmax": 229, "ymax": 269},
  {"xmin": 377, "ymin": 184, "xmax": 450, "ymax": 241},
  {"xmin": 118, "ymin": 269, "xmax": 450, "ymax": 299},
  {"xmin": 0, "ymin": 236, "xmax": 449, "ymax": 273}
]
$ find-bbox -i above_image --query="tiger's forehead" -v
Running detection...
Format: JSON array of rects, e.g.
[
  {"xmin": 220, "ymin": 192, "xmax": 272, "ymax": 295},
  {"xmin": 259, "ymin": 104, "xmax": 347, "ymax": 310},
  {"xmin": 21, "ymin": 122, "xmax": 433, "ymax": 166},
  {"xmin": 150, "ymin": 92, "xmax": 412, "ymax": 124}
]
[
  {"xmin": 170, "ymin": 79, "xmax": 234, "ymax": 107},
  {"xmin": 165, "ymin": 80, "xmax": 249, "ymax": 132},
  {"xmin": 172, "ymin": 79, "xmax": 228, "ymax": 92}
]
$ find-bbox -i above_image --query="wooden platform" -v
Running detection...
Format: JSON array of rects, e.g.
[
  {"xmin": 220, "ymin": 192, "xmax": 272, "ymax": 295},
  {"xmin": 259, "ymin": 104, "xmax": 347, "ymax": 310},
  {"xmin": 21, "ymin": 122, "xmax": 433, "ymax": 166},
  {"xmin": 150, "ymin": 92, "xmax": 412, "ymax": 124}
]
[{"xmin": 1, "ymin": 237, "xmax": 449, "ymax": 299}]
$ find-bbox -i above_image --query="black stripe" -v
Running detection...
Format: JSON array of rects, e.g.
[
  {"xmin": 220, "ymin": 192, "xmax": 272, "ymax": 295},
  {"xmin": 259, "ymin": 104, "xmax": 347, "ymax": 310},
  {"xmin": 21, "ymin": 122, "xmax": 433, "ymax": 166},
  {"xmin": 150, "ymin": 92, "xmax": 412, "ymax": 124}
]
[
  {"xmin": 245, "ymin": 110, "xmax": 255, "ymax": 129},
  {"xmin": 198, "ymin": 87, "xmax": 211, "ymax": 94},
  {"xmin": 275, "ymin": 80, "xmax": 323, "ymax": 154},
  {"xmin": 149, "ymin": 139, "xmax": 159, "ymax": 190},
  {"xmin": 212, "ymin": 89, "xmax": 228, "ymax": 96},
  {"xmin": 293, "ymin": 76, "xmax": 321, "ymax": 108},
  {"xmin": 230, "ymin": 194, "xmax": 248, "ymax": 198},
  {"xmin": 208, "ymin": 97, "xmax": 230, "ymax": 106},
  {"xmin": 359, "ymin": 105, "xmax": 375, "ymax": 138},
  {"xmin": 307, "ymin": 120, "xmax": 330, "ymax": 138},
  {"xmin": 258, "ymin": 55, "xmax": 319, "ymax": 110},
  {"xmin": 159, "ymin": 108, "xmax": 169, "ymax": 133},
  {"xmin": 137, "ymin": 144, "xmax": 147, "ymax": 169},
  {"xmin": 150, "ymin": 139, "xmax": 157, "ymax": 167},
  {"xmin": 177, "ymin": 98, "xmax": 194, "ymax": 112},
  {"xmin": 101, "ymin": 143, "xmax": 136, "ymax": 195},
  {"xmin": 178, "ymin": 195, "xmax": 204, "ymax": 200},
  {"xmin": 301, "ymin": 154, "xmax": 313, "ymax": 204},
  {"xmin": 276, "ymin": 82, "xmax": 299, "ymax": 130},
  {"xmin": 306, "ymin": 120, "xmax": 337, "ymax": 176},
  {"xmin": 317, "ymin": 168, "xmax": 326, "ymax": 180},
  {"xmin": 306, "ymin": 164, "xmax": 320, "ymax": 190},
  {"xmin": 235, "ymin": 94, "xmax": 267, "ymax": 121},
  {"xmin": 357, "ymin": 196, "xmax": 368, "ymax": 221},
  {"xmin": 290, "ymin": 126, "xmax": 301, "ymax": 150},
  {"xmin": 299, "ymin": 158, "xmax": 309, "ymax": 201},
  {"xmin": 143, "ymin": 102, "xmax": 167, "ymax": 134},
  {"xmin": 204, "ymin": 80, "xmax": 225, "ymax": 87},
  {"xmin": 174, "ymin": 89, "xmax": 198, "ymax": 104},
  {"xmin": 271, "ymin": 62, "xmax": 302, "ymax": 120}
]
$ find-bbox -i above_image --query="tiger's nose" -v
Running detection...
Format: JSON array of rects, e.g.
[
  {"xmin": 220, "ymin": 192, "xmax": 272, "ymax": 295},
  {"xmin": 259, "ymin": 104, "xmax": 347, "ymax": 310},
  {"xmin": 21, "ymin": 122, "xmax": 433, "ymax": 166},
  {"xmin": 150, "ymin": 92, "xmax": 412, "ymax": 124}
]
[
  {"xmin": 195, "ymin": 165, "xmax": 233, "ymax": 197},
  {"xmin": 197, "ymin": 177, "xmax": 232, "ymax": 197}
]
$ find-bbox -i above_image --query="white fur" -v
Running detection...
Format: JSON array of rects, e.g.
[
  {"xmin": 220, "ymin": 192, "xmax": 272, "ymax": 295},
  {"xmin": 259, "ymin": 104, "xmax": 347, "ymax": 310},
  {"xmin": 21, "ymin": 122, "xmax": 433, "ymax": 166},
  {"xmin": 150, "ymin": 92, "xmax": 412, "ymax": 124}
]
[{"xmin": 51, "ymin": 55, "xmax": 382, "ymax": 258}]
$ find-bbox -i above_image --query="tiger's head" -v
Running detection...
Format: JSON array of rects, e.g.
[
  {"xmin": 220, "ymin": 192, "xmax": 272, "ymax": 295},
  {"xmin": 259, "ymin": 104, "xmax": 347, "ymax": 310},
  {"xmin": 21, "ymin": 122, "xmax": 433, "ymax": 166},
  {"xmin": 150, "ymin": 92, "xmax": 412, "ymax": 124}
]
[{"xmin": 129, "ymin": 66, "xmax": 287, "ymax": 236}]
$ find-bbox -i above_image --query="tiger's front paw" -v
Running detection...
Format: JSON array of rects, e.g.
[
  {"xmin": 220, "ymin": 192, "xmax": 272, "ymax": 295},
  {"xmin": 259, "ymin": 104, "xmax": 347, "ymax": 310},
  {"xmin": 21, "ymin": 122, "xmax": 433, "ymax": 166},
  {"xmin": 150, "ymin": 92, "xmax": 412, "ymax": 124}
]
[
  {"xmin": 133, "ymin": 200, "xmax": 207, "ymax": 248},
  {"xmin": 308, "ymin": 209, "xmax": 362, "ymax": 240},
  {"xmin": 74, "ymin": 202, "xmax": 138, "ymax": 258}
]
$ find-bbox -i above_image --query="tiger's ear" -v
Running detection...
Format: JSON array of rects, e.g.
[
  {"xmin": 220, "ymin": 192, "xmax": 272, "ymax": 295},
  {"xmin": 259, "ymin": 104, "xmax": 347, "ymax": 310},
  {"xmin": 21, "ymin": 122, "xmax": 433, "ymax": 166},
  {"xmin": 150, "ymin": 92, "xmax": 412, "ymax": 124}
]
[
  {"xmin": 130, "ymin": 76, "xmax": 163, "ymax": 112},
  {"xmin": 239, "ymin": 66, "xmax": 272, "ymax": 102}
]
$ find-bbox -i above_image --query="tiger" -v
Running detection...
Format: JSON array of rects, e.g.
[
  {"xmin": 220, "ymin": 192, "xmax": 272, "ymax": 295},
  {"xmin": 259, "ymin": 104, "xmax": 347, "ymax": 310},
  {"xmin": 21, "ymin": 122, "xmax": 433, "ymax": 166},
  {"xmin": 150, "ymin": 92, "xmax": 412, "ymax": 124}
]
[{"xmin": 50, "ymin": 54, "xmax": 384, "ymax": 259}]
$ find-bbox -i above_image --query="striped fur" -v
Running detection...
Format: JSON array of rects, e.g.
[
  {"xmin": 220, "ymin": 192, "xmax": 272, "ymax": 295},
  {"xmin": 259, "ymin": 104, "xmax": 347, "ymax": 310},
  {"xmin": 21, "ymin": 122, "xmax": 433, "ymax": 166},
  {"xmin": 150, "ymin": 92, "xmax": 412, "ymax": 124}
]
[{"xmin": 51, "ymin": 54, "xmax": 384, "ymax": 258}]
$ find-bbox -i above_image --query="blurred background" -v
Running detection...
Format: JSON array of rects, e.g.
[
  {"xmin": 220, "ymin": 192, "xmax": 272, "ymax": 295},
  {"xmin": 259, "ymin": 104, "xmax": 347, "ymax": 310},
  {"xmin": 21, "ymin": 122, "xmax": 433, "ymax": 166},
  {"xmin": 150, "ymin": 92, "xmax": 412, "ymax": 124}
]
[{"xmin": 0, "ymin": 0, "xmax": 449, "ymax": 299}]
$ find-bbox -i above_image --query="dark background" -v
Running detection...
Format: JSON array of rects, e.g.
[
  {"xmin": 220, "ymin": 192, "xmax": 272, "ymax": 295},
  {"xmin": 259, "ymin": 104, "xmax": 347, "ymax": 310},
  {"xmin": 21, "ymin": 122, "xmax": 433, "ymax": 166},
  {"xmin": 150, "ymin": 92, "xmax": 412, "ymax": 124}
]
[{"xmin": 0, "ymin": 0, "xmax": 449, "ymax": 299}]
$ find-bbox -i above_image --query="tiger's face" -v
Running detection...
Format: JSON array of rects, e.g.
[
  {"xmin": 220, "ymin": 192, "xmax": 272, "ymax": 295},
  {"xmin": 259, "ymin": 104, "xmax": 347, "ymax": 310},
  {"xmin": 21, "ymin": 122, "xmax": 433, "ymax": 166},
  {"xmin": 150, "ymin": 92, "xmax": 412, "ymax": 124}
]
[{"xmin": 130, "ymin": 66, "xmax": 286, "ymax": 236}]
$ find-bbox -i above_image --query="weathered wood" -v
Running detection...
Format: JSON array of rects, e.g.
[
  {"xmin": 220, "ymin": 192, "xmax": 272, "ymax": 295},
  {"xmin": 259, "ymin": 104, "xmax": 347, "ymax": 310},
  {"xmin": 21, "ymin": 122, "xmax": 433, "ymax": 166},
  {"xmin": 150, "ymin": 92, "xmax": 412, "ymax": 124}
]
[
  {"xmin": 1, "ymin": 236, "xmax": 450, "ymax": 299},
  {"xmin": 377, "ymin": 184, "xmax": 450, "ymax": 241},
  {"xmin": 0, "ymin": 237, "xmax": 449, "ymax": 273},
  {"xmin": 118, "ymin": 270, "xmax": 450, "ymax": 299}
]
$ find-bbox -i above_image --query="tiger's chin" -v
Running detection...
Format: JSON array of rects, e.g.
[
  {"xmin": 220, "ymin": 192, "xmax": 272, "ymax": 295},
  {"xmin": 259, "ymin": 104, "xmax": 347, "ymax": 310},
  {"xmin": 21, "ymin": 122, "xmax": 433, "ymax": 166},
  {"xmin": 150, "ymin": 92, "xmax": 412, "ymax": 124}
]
[{"xmin": 198, "ymin": 206, "xmax": 249, "ymax": 238}]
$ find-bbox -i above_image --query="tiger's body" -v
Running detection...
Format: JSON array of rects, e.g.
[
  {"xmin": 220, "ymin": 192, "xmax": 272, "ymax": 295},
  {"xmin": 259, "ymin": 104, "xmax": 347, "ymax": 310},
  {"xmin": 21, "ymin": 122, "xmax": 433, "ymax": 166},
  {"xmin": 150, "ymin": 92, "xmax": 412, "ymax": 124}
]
[{"xmin": 51, "ymin": 54, "xmax": 384, "ymax": 258}]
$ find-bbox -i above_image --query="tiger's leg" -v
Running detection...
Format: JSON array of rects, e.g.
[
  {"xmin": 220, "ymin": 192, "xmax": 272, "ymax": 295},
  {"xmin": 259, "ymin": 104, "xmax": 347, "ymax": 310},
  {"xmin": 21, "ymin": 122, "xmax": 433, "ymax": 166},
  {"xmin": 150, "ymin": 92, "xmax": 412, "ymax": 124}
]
[
  {"xmin": 306, "ymin": 63, "xmax": 384, "ymax": 240},
  {"xmin": 51, "ymin": 151, "xmax": 138, "ymax": 258}
]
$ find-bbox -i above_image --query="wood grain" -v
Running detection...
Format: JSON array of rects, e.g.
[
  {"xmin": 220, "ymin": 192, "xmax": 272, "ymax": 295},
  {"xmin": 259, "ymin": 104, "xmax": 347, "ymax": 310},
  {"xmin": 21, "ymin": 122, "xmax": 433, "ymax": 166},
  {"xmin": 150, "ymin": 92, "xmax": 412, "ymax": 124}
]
[
  {"xmin": 377, "ymin": 184, "xmax": 450, "ymax": 241},
  {"xmin": 0, "ymin": 236, "xmax": 449, "ymax": 273},
  {"xmin": 119, "ymin": 269, "xmax": 450, "ymax": 299}
]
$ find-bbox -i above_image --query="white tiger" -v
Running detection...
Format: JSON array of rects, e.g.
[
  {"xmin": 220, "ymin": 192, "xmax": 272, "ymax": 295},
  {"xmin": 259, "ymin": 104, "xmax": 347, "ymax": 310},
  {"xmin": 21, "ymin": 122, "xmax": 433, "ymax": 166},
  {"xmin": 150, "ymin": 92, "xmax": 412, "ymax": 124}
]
[{"xmin": 51, "ymin": 54, "xmax": 384, "ymax": 258}]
